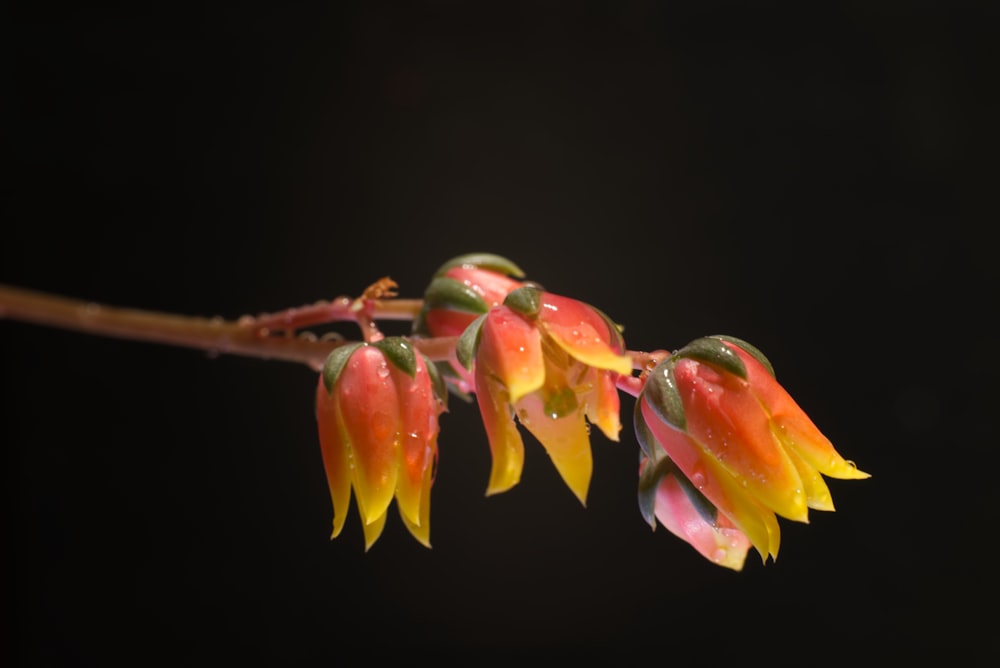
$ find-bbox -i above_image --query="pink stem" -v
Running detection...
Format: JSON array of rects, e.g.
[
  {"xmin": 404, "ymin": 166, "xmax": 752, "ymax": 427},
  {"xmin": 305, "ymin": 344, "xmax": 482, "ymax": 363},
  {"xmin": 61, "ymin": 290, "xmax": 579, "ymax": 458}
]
[{"xmin": 0, "ymin": 283, "xmax": 444, "ymax": 371}]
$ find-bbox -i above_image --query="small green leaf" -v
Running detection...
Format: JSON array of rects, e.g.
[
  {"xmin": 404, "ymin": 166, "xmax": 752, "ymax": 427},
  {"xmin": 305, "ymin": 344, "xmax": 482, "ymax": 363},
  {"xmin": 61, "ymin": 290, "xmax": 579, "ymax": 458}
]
[
  {"xmin": 456, "ymin": 313, "xmax": 487, "ymax": 371},
  {"xmin": 374, "ymin": 336, "xmax": 417, "ymax": 377},
  {"xmin": 322, "ymin": 342, "xmax": 364, "ymax": 393},
  {"xmin": 642, "ymin": 358, "xmax": 686, "ymax": 431},
  {"xmin": 433, "ymin": 252, "xmax": 525, "ymax": 278},
  {"xmin": 503, "ymin": 285, "xmax": 542, "ymax": 318},
  {"xmin": 422, "ymin": 276, "xmax": 489, "ymax": 314},
  {"xmin": 712, "ymin": 334, "xmax": 775, "ymax": 378},
  {"xmin": 633, "ymin": 398, "xmax": 655, "ymax": 459},
  {"xmin": 422, "ymin": 354, "xmax": 449, "ymax": 410},
  {"xmin": 637, "ymin": 453, "xmax": 661, "ymax": 531},
  {"xmin": 675, "ymin": 336, "xmax": 747, "ymax": 379},
  {"xmin": 673, "ymin": 467, "xmax": 720, "ymax": 527}
]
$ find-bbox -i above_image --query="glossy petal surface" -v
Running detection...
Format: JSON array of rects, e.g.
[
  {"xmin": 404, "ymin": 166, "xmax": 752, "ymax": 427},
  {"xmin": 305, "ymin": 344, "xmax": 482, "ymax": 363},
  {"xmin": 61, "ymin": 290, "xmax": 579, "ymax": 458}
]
[
  {"xmin": 643, "ymin": 399, "xmax": 781, "ymax": 560},
  {"xmin": 540, "ymin": 292, "xmax": 631, "ymax": 375},
  {"xmin": 674, "ymin": 357, "xmax": 809, "ymax": 522},
  {"xmin": 475, "ymin": 364, "xmax": 526, "ymax": 495},
  {"xmin": 391, "ymin": 353, "xmax": 439, "ymax": 527},
  {"xmin": 731, "ymin": 344, "xmax": 870, "ymax": 481},
  {"xmin": 478, "ymin": 307, "xmax": 545, "ymax": 404},
  {"xmin": 653, "ymin": 471, "xmax": 752, "ymax": 571},
  {"xmin": 315, "ymin": 377, "xmax": 352, "ymax": 538},
  {"xmin": 335, "ymin": 345, "xmax": 401, "ymax": 525}
]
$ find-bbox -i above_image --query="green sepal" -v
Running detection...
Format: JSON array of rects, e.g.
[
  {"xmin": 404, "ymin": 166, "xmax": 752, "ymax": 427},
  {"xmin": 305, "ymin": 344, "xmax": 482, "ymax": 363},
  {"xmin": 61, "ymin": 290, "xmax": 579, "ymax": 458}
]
[
  {"xmin": 422, "ymin": 354, "xmax": 449, "ymax": 410},
  {"xmin": 642, "ymin": 358, "xmax": 686, "ymax": 431},
  {"xmin": 422, "ymin": 276, "xmax": 490, "ymax": 315},
  {"xmin": 433, "ymin": 252, "xmax": 525, "ymax": 278},
  {"xmin": 373, "ymin": 336, "xmax": 417, "ymax": 377},
  {"xmin": 711, "ymin": 334, "xmax": 775, "ymax": 378},
  {"xmin": 503, "ymin": 285, "xmax": 542, "ymax": 318},
  {"xmin": 456, "ymin": 313, "xmax": 487, "ymax": 371},
  {"xmin": 674, "ymin": 465, "xmax": 721, "ymax": 528},
  {"xmin": 675, "ymin": 336, "xmax": 747, "ymax": 380},
  {"xmin": 637, "ymin": 452, "xmax": 664, "ymax": 531},
  {"xmin": 633, "ymin": 394, "xmax": 657, "ymax": 459},
  {"xmin": 321, "ymin": 342, "xmax": 364, "ymax": 393}
]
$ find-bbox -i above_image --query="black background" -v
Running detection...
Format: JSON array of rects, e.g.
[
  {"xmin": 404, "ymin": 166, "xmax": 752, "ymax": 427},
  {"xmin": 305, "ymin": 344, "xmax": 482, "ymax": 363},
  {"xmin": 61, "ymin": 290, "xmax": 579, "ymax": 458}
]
[{"xmin": 3, "ymin": 2, "xmax": 996, "ymax": 664}]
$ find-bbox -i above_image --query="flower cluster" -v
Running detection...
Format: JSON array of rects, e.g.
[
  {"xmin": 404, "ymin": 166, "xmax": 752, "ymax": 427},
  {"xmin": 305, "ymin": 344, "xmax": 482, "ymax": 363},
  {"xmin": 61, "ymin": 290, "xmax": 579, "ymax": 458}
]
[{"xmin": 314, "ymin": 252, "xmax": 869, "ymax": 568}]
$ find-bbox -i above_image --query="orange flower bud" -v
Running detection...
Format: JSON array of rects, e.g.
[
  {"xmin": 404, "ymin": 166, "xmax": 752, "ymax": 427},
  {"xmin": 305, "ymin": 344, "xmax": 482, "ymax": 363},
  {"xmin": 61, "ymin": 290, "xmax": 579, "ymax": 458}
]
[
  {"xmin": 315, "ymin": 337, "xmax": 444, "ymax": 550},
  {"xmin": 637, "ymin": 336, "xmax": 869, "ymax": 567}
]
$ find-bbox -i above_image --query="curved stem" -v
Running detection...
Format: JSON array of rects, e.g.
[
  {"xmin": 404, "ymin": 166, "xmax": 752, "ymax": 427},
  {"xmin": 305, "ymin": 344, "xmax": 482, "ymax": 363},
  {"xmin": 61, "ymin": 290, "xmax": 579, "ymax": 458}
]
[{"xmin": 0, "ymin": 283, "xmax": 440, "ymax": 371}]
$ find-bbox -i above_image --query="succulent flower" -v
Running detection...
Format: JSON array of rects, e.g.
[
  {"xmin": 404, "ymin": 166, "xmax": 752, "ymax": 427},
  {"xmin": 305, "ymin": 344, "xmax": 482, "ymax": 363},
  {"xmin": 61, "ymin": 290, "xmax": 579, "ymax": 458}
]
[
  {"xmin": 636, "ymin": 335, "xmax": 869, "ymax": 569},
  {"xmin": 315, "ymin": 337, "xmax": 446, "ymax": 550},
  {"xmin": 459, "ymin": 285, "xmax": 632, "ymax": 504}
]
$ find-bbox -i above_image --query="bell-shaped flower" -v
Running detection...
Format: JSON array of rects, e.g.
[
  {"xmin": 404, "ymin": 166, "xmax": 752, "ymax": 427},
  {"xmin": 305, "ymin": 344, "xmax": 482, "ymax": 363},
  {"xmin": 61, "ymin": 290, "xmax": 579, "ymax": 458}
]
[
  {"xmin": 412, "ymin": 252, "xmax": 527, "ymax": 397},
  {"xmin": 636, "ymin": 335, "xmax": 869, "ymax": 568},
  {"xmin": 315, "ymin": 336, "xmax": 446, "ymax": 550},
  {"xmin": 458, "ymin": 285, "xmax": 633, "ymax": 505}
]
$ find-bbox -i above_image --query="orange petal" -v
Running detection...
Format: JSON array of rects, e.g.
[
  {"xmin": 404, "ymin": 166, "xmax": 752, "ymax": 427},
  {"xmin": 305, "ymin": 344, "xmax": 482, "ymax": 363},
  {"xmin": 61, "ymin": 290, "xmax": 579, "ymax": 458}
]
[
  {"xmin": 516, "ymin": 392, "xmax": 593, "ymax": 506},
  {"xmin": 478, "ymin": 307, "xmax": 545, "ymax": 404},
  {"xmin": 315, "ymin": 376, "xmax": 352, "ymax": 539},
  {"xmin": 540, "ymin": 293, "xmax": 632, "ymax": 375},
  {"xmin": 675, "ymin": 358, "xmax": 809, "ymax": 522},
  {"xmin": 732, "ymin": 345, "xmax": 870, "ymax": 481},
  {"xmin": 475, "ymin": 364, "xmax": 525, "ymax": 495},
  {"xmin": 391, "ymin": 356, "xmax": 440, "ymax": 527},
  {"xmin": 336, "ymin": 346, "xmax": 401, "ymax": 525}
]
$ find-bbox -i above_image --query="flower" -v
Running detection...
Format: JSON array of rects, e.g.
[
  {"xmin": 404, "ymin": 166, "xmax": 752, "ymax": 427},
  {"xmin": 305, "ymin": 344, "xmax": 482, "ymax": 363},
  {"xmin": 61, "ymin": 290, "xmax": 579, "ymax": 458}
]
[
  {"xmin": 315, "ymin": 336, "xmax": 446, "ymax": 550},
  {"xmin": 635, "ymin": 335, "xmax": 869, "ymax": 569},
  {"xmin": 458, "ymin": 285, "xmax": 633, "ymax": 504},
  {"xmin": 413, "ymin": 252, "xmax": 526, "ymax": 397}
]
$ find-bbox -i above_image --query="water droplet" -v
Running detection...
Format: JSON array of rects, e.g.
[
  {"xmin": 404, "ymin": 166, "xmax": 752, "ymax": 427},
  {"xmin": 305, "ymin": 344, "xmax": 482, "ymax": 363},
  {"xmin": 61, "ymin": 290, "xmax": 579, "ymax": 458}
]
[
  {"xmin": 691, "ymin": 471, "xmax": 706, "ymax": 489},
  {"xmin": 845, "ymin": 459, "xmax": 857, "ymax": 469},
  {"xmin": 376, "ymin": 363, "xmax": 390, "ymax": 378},
  {"xmin": 712, "ymin": 548, "xmax": 728, "ymax": 563}
]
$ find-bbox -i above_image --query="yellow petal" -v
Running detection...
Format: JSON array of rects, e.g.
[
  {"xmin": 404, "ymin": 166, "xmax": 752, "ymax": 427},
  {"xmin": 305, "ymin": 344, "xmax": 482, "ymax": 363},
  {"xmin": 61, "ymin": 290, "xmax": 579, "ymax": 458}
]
[
  {"xmin": 315, "ymin": 377, "xmax": 352, "ymax": 539},
  {"xmin": 516, "ymin": 393, "xmax": 593, "ymax": 506},
  {"xmin": 773, "ymin": 413, "xmax": 871, "ymax": 480},
  {"xmin": 362, "ymin": 511, "xmax": 388, "ymax": 552},
  {"xmin": 400, "ymin": 461, "xmax": 434, "ymax": 549},
  {"xmin": 475, "ymin": 366, "xmax": 526, "ymax": 495},
  {"xmin": 784, "ymin": 442, "xmax": 835, "ymax": 512}
]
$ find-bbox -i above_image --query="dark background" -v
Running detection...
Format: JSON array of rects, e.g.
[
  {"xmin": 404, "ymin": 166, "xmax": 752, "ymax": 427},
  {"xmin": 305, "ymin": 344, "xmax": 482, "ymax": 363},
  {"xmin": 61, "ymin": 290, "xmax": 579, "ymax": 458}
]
[{"xmin": 3, "ymin": 2, "xmax": 995, "ymax": 664}]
